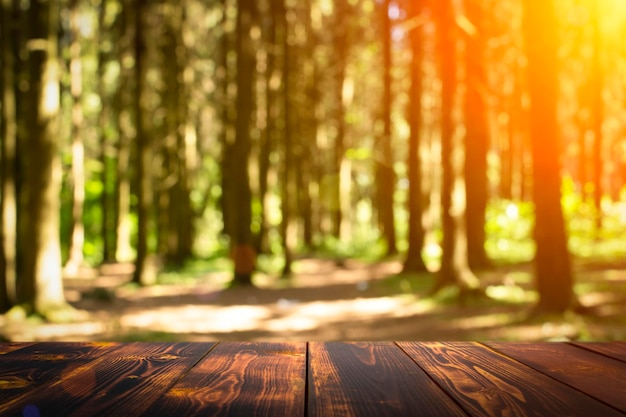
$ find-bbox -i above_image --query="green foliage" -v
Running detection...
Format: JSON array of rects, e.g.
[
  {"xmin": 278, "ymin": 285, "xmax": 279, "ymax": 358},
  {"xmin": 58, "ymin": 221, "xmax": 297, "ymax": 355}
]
[
  {"xmin": 484, "ymin": 199, "xmax": 535, "ymax": 263},
  {"xmin": 377, "ymin": 271, "xmax": 435, "ymax": 295},
  {"xmin": 116, "ymin": 331, "xmax": 181, "ymax": 342},
  {"xmin": 157, "ymin": 256, "xmax": 232, "ymax": 286},
  {"xmin": 483, "ymin": 183, "xmax": 626, "ymax": 265},
  {"xmin": 316, "ymin": 234, "xmax": 387, "ymax": 262},
  {"xmin": 561, "ymin": 178, "xmax": 626, "ymax": 260}
]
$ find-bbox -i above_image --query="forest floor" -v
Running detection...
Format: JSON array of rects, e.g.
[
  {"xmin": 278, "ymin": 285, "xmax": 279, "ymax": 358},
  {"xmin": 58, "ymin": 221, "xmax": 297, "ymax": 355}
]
[{"xmin": 1, "ymin": 257, "xmax": 626, "ymax": 342}]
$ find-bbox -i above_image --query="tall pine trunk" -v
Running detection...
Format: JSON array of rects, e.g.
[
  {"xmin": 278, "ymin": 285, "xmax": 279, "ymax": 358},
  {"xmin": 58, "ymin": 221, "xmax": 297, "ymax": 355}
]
[
  {"xmin": 464, "ymin": 0, "xmax": 490, "ymax": 270},
  {"xmin": 279, "ymin": 0, "xmax": 294, "ymax": 277},
  {"xmin": 590, "ymin": 1, "xmax": 604, "ymax": 236},
  {"xmin": 114, "ymin": 0, "xmax": 135, "ymax": 262},
  {"xmin": 0, "ymin": 0, "xmax": 19, "ymax": 309},
  {"xmin": 403, "ymin": 0, "xmax": 427, "ymax": 273},
  {"xmin": 65, "ymin": 0, "xmax": 86, "ymax": 275},
  {"xmin": 331, "ymin": 0, "xmax": 349, "ymax": 242},
  {"xmin": 97, "ymin": 0, "xmax": 115, "ymax": 263},
  {"xmin": 23, "ymin": 0, "xmax": 67, "ymax": 315},
  {"xmin": 132, "ymin": 0, "xmax": 157, "ymax": 285},
  {"xmin": 376, "ymin": 0, "xmax": 397, "ymax": 256},
  {"xmin": 523, "ymin": 0, "xmax": 576, "ymax": 313},
  {"xmin": 229, "ymin": 0, "xmax": 257, "ymax": 286},
  {"xmin": 434, "ymin": 0, "xmax": 479, "ymax": 295}
]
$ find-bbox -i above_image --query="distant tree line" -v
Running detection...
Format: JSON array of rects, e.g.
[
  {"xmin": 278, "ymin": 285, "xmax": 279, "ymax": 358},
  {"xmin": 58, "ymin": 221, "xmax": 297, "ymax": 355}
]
[{"xmin": 1, "ymin": 0, "xmax": 625, "ymax": 318}]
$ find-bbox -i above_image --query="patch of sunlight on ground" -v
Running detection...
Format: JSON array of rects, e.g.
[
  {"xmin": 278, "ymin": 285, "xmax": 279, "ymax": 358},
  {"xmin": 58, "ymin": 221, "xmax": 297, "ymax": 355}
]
[
  {"xmin": 449, "ymin": 313, "xmax": 520, "ymax": 330},
  {"xmin": 117, "ymin": 295, "xmax": 433, "ymax": 336},
  {"xmin": 120, "ymin": 305, "xmax": 271, "ymax": 333},
  {"xmin": 7, "ymin": 322, "xmax": 108, "ymax": 341},
  {"xmin": 486, "ymin": 285, "xmax": 537, "ymax": 303},
  {"xmin": 488, "ymin": 322, "xmax": 581, "ymax": 341}
]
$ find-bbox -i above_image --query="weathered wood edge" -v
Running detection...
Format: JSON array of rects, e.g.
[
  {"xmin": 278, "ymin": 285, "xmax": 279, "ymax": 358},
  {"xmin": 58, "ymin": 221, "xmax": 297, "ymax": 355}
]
[
  {"xmin": 570, "ymin": 341, "xmax": 626, "ymax": 363},
  {"xmin": 485, "ymin": 342, "xmax": 626, "ymax": 413},
  {"xmin": 399, "ymin": 341, "xmax": 624, "ymax": 417}
]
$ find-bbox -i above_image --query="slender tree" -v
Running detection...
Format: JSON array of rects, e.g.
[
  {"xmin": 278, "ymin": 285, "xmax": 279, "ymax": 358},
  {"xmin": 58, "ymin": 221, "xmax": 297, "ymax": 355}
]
[
  {"xmin": 376, "ymin": 0, "xmax": 397, "ymax": 256},
  {"xmin": 132, "ymin": 0, "xmax": 157, "ymax": 285},
  {"xmin": 22, "ymin": 0, "xmax": 68, "ymax": 316},
  {"xmin": 229, "ymin": 0, "xmax": 258, "ymax": 286},
  {"xmin": 255, "ymin": 0, "xmax": 278, "ymax": 255},
  {"xmin": 464, "ymin": 0, "xmax": 490, "ymax": 270},
  {"xmin": 97, "ymin": 0, "xmax": 115, "ymax": 263},
  {"xmin": 434, "ymin": 0, "xmax": 480, "ymax": 295},
  {"xmin": 523, "ymin": 0, "xmax": 576, "ymax": 313},
  {"xmin": 160, "ymin": 2, "xmax": 194, "ymax": 265},
  {"xmin": 0, "ymin": 0, "xmax": 19, "ymax": 310},
  {"xmin": 402, "ymin": 0, "xmax": 428, "ymax": 273},
  {"xmin": 279, "ymin": 0, "xmax": 294, "ymax": 277},
  {"xmin": 331, "ymin": 0, "xmax": 349, "ymax": 241},
  {"xmin": 64, "ymin": 0, "xmax": 86, "ymax": 275},
  {"xmin": 115, "ymin": 0, "xmax": 135, "ymax": 262},
  {"xmin": 589, "ymin": 0, "xmax": 604, "ymax": 235}
]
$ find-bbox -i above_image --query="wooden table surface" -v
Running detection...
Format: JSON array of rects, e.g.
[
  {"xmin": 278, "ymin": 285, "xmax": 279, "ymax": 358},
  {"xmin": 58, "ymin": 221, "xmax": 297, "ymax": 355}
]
[{"xmin": 0, "ymin": 341, "xmax": 624, "ymax": 416}]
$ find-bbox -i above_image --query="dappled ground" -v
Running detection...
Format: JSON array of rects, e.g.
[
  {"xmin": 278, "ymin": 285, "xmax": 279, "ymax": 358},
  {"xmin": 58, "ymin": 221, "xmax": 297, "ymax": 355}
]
[{"xmin": 1, "ymin": 258, "xmax": 626, "ymax": 342}]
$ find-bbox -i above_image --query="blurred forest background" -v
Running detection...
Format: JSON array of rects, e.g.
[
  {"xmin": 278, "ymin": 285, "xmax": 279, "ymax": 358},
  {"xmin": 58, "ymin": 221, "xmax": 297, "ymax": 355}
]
[{"xmin": 1, "ymin": 0, "xmax": 625, "ymax": 341}]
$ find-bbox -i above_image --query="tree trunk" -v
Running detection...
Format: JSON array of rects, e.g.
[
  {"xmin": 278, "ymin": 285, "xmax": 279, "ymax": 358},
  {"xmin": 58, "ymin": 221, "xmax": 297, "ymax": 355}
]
[
  {"xmin": 254, "ymin": 0, "xmax": 278, "ymax": 255},
  {"xmin": 97, "ymin": 0, "xmax": 115, "ymax": 263},
  {"xmin": 403, "ymin": 0, "xmax": 428, "ymax": 273},
  {"xmin": 279, "ymin": 0, "xmax": 294, "ymax": 278},
  {"xmin": 132, "ymin": 0, "xmax": 157, "ymax": 286},
  {"xmin": 229, "ymin": 0, "xmax": 257, "ymax": 286},
  {"xmin": 523, "ymin": 0, "xmax": 576, "ymax": 314},
  {"xmin": 0, "ymin": 0, "xmax": 19, "ymax": 310},
  {"xmin": 219, "ymin": 0, "xmax": 236, "ymax": 240},
  {"xmin": 590, "ymin": 1, "xmax": 604, "ymax": 236},
  {"xmin": 64, "ymin": 0, "xmax": 86, "ymax": 275},
  {"xmin": 331, "ymin": 0, "xmax": 349, "ymax": 241},
  {"xmin": 434, "ymin": 0, "xmax": 480, "ymax": 295},
  {"xmin": 464, "ymin": 0, "xmax": 490, "ymax": 270},
  {"xmin": 22, "ymin": 0, "xmax": 67, "ymax": 315},
  {"xmin": 376, "ymin": 0, "xmax": 397, "ymax": 256},
  {"xmin": 161, "ymin": 2, "xmax": 194, "ymax": 266},
  {"xmin": 114, "ymin": 0, "xmax": 134, "ymax": 263}
]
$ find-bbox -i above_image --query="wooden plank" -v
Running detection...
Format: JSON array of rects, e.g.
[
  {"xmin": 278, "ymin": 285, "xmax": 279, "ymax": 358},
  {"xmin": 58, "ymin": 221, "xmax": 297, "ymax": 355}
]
[
  {"xmin": 571, "ymin": 342, "xmax": 626, "ymax": 363},
  {"xmin": 307, "ymin": 342, "xmax": 467, "ymax": 417},
  {"xmin": 398, "ymin": 342, "xmax": 624, "ymax": 417},
  {"xmin": 0, "ymin": 342, "xmax": 35, "ymax": 356},
  {"xmin": 0, "ymin": 342, "xmax": 214, "ymax": 417},
  {"xmin": 0, "ymin": 342, "xmax": 124, "ymax": 410},
  {"xmin": 140, "ymin": 342, "xmax": 307, "ymax": 417},
  {"xmin": 487, "ymin": 342, "xmax": 626, "ymax": 413}
]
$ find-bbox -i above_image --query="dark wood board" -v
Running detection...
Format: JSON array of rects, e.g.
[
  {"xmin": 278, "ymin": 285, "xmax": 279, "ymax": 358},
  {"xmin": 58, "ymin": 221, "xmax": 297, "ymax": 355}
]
[
  {"xmin": 571, "ymin": 341, "xmax": 626, "ymax": 363},
  {"xmin": 0, "ymin": 342, "xmax": 127, "ymax": 411},
  {"xmin": 398, "ymin": 341, "xmax": 624, "ymax": 417},
  {"xmin": 0, "ymin": 342, "xmax": 214, "ymax": 417},
  {"xmin": 486, "ymin": 342, "xmax": 626, "ymax": 413},
  {"xmin": 307, "ymin": 341, "xmax": 468, "ymax": 417},
  {"xmin": 0, "ymin": 342, "xmax": 35, "ymax": 356},
  {"xmin": 141, "ymin": 341, "xmax": 307, "ymax": 417}
]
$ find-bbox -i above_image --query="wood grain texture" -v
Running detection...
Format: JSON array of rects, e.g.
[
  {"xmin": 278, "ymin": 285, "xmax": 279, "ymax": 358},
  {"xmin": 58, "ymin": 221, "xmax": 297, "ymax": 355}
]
[
  {"xmin": 141, "ymin": 341, "xmax": 307, "ymax": 417},
  {"xmin": 0, "ymin": 342, "xmax": 124, "ymax": 412},
  {"xmin": 0, "ymin": 342, "xmax": 214, "ymax": 417},
  {"xmin": 487, "ymin": 342, "xmax": 626, "ymax": 413},
  {"xmin": 307, "ymin": 342, "xmax": 467, "ymax": 417},
  {"xmin": 0, "ymin": 341, "xmax": 624, "ymax": 416},
  {"xmin": 572, "ymin": 341, "xmax": 626, "ymax": 363},
  {"xmin": 0, "ymin": 342, "xmax": 35, "ymax": 355},
  {"xmin": 398, "ymin": 341, "xmax": 624, "ymax": 417}
]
